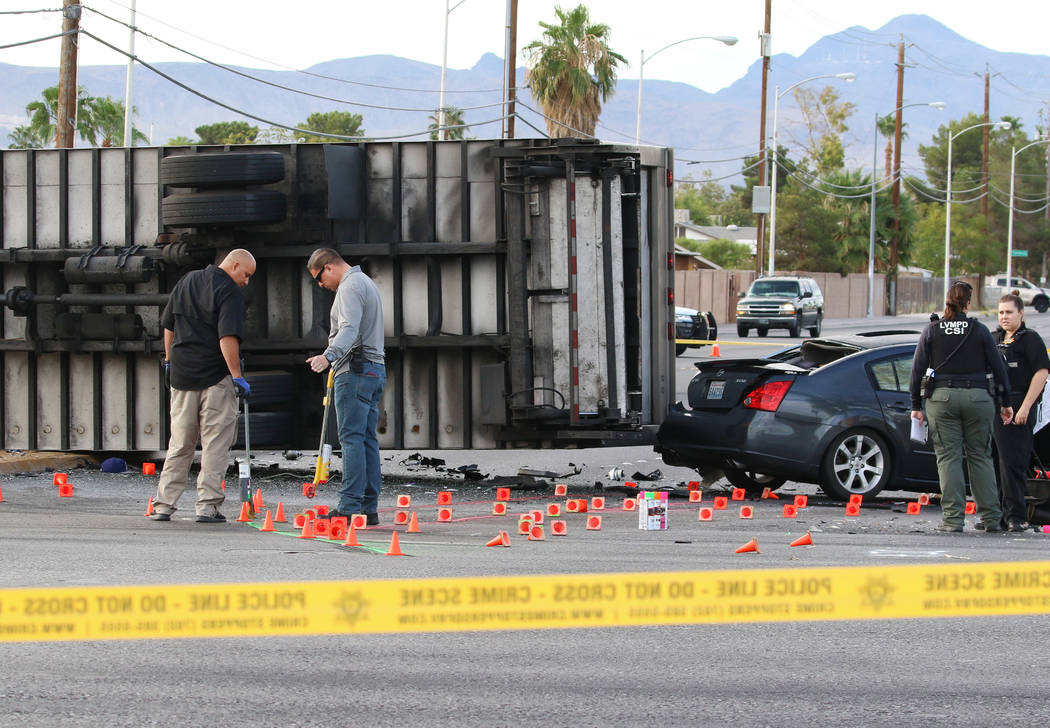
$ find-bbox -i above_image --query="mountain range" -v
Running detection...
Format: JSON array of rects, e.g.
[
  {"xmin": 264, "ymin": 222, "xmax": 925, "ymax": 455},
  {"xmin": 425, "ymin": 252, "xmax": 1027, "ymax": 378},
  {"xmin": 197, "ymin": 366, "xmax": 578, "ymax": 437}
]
[{"xmin": 2, "ymin": 14, "xmax": 1048, "ymax": 185}]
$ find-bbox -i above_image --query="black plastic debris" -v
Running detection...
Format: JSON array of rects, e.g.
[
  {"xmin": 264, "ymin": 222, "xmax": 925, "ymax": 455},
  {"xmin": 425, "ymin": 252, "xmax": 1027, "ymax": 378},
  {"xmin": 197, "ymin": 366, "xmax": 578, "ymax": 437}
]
[
  {"xmin": 399, "ymin": 452, "xmax": 446, "ymax": 468},
  {"xmin": 631, "ymin": 469, "xmax": 662, "ymax": 481}
]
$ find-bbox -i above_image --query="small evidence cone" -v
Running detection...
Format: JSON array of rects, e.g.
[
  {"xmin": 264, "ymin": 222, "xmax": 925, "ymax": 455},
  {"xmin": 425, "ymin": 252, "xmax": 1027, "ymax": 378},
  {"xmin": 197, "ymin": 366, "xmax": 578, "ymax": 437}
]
[
  {"xmin": 386, "ymin": 531, "xmax": 406, "ymax": 556},
  {"xmin": 236, "ymin": 501, "xmax": 253, "ymax": 522},
  {"xmin": 789, "ymin": 531, "xmax": 813, "ymax": 547},
  {"xmin": 407, "ymin": 511, "xmax": 421, "ymax": 533},
  {"xmin": 252, "ymin": 488, "xmax": 264, "ymax": 512},
  {"xmin": 259, "ymin": 510, "xmax": 276, "ymax": 532},
  {"xmin": 735, "ymin": 538, "xmax": 760, "ymax": 554},
  {"xmin": 144, "ymin": 497, "xmax": 154, "ymax": 517},
  {"xmin": 486, "ymin": 532, "xmax": 506, "ymax": 547},
  {"xmin": 273, "ymin": 502, "xmax": 287, "ymax": 522},
  {"xmin": 711, "ymin": 343, "xmax": 721, "ymax": 357},
  {"xmin": 343, "ymin": 523, "xmax": 360, "ymax": 547},
  {"xmin": 0, "ymin": 485, "xmax": 4, "ymax": 502},
  {"xmin": 297, "ymin": 518, "xmax": 315, "ymax": 539}
]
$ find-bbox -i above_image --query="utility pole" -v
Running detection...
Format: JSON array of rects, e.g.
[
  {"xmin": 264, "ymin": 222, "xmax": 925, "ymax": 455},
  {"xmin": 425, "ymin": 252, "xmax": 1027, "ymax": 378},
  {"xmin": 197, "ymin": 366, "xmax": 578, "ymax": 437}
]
[
  {"xmin": 981, "ymin": 64, "xmax": 990, "ymax": 216},
  {"xmin": 889, "ymin": 36, "xmax": 905, "ymax": 314},
  {"xmin": 122, "ymin": 0, "xmax": 137, "ymax": 148},
  {"xmin": 55, "ymin": 0, "xmax": 82, "ymax": 149},
  {"xmin": 504, "ymin": 0, "xmax": 518, "ymax": 138},
  {"xmin": 754, "ymin": 0, "xmax": 771, "ymax": 277}
]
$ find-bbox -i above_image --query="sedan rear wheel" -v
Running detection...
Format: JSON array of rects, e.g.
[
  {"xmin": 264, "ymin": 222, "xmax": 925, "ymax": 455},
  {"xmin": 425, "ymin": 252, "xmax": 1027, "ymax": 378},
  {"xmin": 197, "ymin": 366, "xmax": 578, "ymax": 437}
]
[
  {"xmin": 723, "ymin": 468, "xmax": 787, "ymax": 497},
  {"xmin": 819, "ymin": 429, "xmax": 891, "ymax": 500}
]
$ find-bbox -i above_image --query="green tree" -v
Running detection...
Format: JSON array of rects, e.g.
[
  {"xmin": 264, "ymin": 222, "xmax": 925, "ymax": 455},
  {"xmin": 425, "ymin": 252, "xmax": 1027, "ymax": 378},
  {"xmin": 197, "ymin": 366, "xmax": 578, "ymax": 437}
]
[
  {"xmin": 82, "ymin": 96, "xmax": 148, "ymax": 147},
  {"xmin": 195, "ymin": 121, "xmax": 259, "ymax": 145},
  {"xmin": 674, "ymin": 183, "xmax": 711, "ymax": 225},
  {"xmin": 166, "ymin": 135, "xmax": 196, "ymax": 146},
  {"xmin": 7, "ymin": 124, "xmax": 50, "ymax": 149},
  {"xmin": 428, "ymin": 106, "xmax": 468, "ymax": 140},
  {"xmin": 296, "ymin": 111, "xmax": 365, "ymax": 143},
  {"xmin": 523, "ymin": 4, "xmax": 626, "ymax": 138},
  {"xmin": 21, "ymin": 85, "xmax": 95, "ymax": 147},
  {"xmin": 687, "ymin": 238, "xmax": 752, "ymax": 269},
  {"xmin": 875, "ymin": 113, "xmax": 909, "ymax": 181},
  {"xmin": 791, "ymin": 85, "xmax": 855, "ymax": 176}
]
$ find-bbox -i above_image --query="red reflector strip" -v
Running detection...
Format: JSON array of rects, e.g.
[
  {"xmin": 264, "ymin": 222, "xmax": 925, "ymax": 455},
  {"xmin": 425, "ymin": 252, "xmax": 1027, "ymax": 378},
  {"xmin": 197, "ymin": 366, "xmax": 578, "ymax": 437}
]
[{"xmin": 743, "ymin": 380, "xmax": 793, "ymax": 412}]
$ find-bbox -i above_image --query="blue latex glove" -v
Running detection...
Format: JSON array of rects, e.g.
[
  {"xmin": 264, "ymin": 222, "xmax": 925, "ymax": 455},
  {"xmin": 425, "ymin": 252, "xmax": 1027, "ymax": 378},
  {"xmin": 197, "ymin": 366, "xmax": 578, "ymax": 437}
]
[{"xmin": 233, "ymin": 377, "xmax": 251, "ymax": 396}]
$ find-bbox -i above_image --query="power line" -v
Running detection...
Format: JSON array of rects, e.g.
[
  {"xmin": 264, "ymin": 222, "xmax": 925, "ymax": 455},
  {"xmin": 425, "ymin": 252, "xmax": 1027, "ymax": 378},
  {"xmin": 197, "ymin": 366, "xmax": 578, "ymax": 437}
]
[
  {"xmin": 79, "ymin": 29, "xmax": 506, "ymax": 142},
  {"xmin": 0, "ymin": 29, "xmax": 76, "ymax": 51},
  {"xmin": 84, "ymin": 0, "xmax": 505, "ymax": 95},
  {"xmin": 82, "ymin": 5, "xmax": 506, "ymax": 114}
]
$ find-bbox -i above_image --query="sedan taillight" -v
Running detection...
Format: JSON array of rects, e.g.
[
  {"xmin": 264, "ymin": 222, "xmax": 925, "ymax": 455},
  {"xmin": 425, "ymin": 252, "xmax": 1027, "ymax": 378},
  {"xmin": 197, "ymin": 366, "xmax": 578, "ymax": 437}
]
[{"xmin": 743, "ymin": 380, "xmax": 792, "ymax": 411}]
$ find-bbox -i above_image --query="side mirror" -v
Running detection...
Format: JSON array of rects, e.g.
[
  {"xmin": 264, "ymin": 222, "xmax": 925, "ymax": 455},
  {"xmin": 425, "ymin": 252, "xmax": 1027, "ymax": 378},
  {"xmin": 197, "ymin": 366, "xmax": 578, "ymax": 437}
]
[{"xmin": 802, "ymin": 290, "xmax": 812, "ymax": 298}]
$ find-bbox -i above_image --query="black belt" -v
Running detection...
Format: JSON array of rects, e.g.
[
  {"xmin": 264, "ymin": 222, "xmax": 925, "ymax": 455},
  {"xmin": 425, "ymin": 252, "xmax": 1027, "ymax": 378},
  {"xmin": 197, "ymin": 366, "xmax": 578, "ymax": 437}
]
[{"xmin": 932, "ymin": 377, "xmax": 985, "ymax": 389}]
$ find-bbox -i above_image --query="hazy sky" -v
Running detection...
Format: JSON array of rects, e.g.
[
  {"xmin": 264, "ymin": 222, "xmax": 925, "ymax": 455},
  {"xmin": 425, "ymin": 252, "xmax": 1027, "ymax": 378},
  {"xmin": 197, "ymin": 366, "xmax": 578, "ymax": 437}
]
[{"xmin": 1, "ymin": 0, "xmax": 1046, "ymax": 92}]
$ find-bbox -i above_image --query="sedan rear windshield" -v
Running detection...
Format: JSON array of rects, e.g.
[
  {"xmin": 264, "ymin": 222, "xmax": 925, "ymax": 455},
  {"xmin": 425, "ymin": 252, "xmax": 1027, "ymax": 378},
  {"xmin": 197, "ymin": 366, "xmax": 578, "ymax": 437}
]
[
  {"xmin": 768, "ymin": 339, "xmax": 863, "ymax": 370},
  {"xmin": 749, "ymin": 280, "xmax": 800, "ymax": 297}
]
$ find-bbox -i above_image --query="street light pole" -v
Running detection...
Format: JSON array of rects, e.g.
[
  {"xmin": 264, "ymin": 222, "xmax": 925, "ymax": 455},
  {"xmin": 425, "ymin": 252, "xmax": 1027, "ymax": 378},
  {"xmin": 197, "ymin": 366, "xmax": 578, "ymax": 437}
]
[
  {"xmin": 439, "ymin": 0, "xmax": 468, "ymax": 141},
  {"xmin": 944, "ymin": 119, "xmax": 1011, "ymax": 303},
  {"xmin": 867, "ymin": 102, "xmax": 944, "ymax": 317},
  {"xmin": 768, "ymin": 72, "xmax": 855, "ymax": 276},
  {"xmin": 634, "ymin": 35, "xmax": 738, "ymax": 145},
  {"xmin": 1006, "ymin": 138, "xmax": 1050, "ymax": 287}
]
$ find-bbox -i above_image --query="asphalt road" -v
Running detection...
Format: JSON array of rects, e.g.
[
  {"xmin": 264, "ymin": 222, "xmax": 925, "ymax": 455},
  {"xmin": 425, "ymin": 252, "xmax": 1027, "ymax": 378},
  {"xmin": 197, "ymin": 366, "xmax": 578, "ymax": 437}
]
[{"xmin": 3, "ymin": 312, "xmax": 1050, "ymax": 727}]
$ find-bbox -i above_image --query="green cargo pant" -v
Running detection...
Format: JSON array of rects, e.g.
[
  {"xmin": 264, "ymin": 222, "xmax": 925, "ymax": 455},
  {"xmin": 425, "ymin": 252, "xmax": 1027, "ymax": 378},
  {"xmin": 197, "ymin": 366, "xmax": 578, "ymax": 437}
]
[{"xmin": 925, "ymin": 386, "xmax": 1002, "ymax": 529}]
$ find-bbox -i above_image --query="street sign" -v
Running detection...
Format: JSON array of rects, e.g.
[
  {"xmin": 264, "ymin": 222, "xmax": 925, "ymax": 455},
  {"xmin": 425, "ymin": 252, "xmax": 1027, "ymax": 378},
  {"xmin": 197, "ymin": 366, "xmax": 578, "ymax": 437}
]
[{"xmin": 1011, "ymin": 249, "xmax": 1028, "ymax": 257}]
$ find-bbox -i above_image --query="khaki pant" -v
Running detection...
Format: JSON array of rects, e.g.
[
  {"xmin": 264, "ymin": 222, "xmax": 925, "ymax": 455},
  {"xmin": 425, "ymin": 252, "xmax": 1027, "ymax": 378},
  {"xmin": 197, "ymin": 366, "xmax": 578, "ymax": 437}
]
[
  {"xmin": 926, "ymin": 386, "xmax": 1002, "ymax": 528},
  {"xmin": 154, "ymin": 377, "xmax": 238, "ymax": 517}
]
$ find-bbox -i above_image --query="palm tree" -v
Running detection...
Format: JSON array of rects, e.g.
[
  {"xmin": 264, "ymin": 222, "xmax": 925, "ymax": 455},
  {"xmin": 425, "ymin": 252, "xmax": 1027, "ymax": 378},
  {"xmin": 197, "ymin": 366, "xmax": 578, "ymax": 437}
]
[
  {"xmin": 523, "ymin": 4, "xmax": 625, "ymax": 138},
  {"xmin": 7, "ymin": 124, "xmax": 50, "ymax": 149},
  {"xmin": 876, "ymin": 114, "xmax": 908, "ymax": 182},
  {"xmin": 23, "ymin": 86, "xmax": 95, "ymax": 147},
  {"xmin": 428, "ymin": 106, "xmax": 468, "ymax": 140},
  {"xmin": 84, "ymin": 96, "xmax": 149, "ymax": 147}
]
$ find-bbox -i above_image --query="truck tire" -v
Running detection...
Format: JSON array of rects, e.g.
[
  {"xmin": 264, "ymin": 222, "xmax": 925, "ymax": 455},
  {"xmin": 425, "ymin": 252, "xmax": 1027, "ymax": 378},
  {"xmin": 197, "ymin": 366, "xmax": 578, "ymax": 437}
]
[
  {"xmin": 737, "ymin": 324, "xmax": 749, "ymax": 338},
  {"xmin": 788, "ymin": 315, "xmax": 801, "ymax": 338},
  {"xmin": 808, "ymin": 312, "xmax": 823, "ymax": 337},
  {"xmin": 160, "ymin": 152, "xmax": 285, "ymax": 188},
  {"xmin": 1034, "ymin": 296, "xmax": 1049, "ymax": 313},
  {"xmin": 162, "ymin": 190, "xmax": 286, "ymax": 227},
  {"xmin": 233, "ymin": 411, "xmax": 291, "ymax": 448},
  {"xmin": 244, "ymin": 370, "xmax": 295, "ymax": 406}
]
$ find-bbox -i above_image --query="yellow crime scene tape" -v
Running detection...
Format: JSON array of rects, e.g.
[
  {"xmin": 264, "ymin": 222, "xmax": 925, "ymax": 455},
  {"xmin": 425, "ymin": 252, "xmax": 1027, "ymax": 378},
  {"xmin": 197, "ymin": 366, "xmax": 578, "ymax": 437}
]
[
  {"xmin": 677, "ymin": 338, "xmax": 772, "ymax": 347},
  {"xmin": 3, "ymin": 560, "xmax": 1050, "ymax": 642}
]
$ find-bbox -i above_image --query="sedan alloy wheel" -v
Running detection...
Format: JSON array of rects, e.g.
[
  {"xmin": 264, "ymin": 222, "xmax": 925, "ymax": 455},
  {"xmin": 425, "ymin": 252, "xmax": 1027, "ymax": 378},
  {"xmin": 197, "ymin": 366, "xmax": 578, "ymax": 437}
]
[{"xmin": 820, "ymin": 429, "xmax": 890, "ymax": 500}]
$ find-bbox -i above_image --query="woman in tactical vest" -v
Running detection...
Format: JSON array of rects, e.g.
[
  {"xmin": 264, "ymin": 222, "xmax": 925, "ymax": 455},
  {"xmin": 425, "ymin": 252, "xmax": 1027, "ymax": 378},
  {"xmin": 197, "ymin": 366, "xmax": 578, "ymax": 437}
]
[
  {"xmin": 993, "ymin": 292, "xmax": 1049, "ymax": 532},
  {"xmin": 909, "ymin": 281, "xmax": 1012, "ymax": 533}
]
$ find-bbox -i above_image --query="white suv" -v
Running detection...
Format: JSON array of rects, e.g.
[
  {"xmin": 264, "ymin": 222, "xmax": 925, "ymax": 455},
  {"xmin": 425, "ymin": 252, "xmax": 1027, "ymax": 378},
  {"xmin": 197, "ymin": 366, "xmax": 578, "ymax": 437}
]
[{"xmin": 985, "ymin": 274, "xmax": 1050, "ymax": 313}]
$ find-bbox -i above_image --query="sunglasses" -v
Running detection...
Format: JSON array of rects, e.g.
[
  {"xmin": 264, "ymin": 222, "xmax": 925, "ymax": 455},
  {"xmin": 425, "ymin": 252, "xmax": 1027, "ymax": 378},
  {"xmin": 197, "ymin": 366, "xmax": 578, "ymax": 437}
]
[{"xmin": 312, "ymin": 265, "xmax": 325, "ymax": 284}]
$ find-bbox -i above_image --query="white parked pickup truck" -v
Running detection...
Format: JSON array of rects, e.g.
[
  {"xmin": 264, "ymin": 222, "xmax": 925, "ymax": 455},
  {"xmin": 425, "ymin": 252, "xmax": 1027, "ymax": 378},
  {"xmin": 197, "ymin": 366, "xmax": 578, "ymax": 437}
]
[{"xmin": 985, "ymin": 274, "xmax": 1050, "ymax": 313}]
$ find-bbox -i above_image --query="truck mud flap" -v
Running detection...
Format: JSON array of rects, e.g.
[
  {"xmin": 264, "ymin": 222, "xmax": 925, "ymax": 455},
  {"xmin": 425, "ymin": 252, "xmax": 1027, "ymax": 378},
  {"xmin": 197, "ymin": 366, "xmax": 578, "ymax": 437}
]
[
  {"xmin": 160, "ymin": 152, "xmax": 285, "ymax": 188},
  {"xmin": 161, "ymin": 190, "xmax": 286, "ymax": 227}
]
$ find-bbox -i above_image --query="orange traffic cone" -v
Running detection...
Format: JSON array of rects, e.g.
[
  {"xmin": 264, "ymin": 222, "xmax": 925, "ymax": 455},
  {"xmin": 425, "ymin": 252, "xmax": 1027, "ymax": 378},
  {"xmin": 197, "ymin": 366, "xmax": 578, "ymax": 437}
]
[
  {"xmin": 343, "ymin": 523, "xmax": 360, "ymax": 547},
  {"xmin": 407, "ymin": 512, "xmax": 421, "ymax": 533},
  {"xmin": 761, "ymin": 487, "xmax": 779, "ymax": 500},
  {"xmin": 144, "ymin": 497, "xmax": 154, "ymax": 517},
  {"xmin": 259, "ymin": 510, "xmax": 276, "ymax": 532},
  {"xmin": 485, "ymin": 530, "xmax": 511, "ymax": 547},
  {"xmin": 711, "ymin": 343, "xmax": 721, "ymax": 357},
  {"xmin": 252, "ymin": 488, "xmax": 264, "ymax": 512},
  {"xmin": 789, "ymin": 532, "xmax": 813, "ymax": 547},
  {"xmin": 274, "ymin": 502, "xmax": 287, "ymax": 522},
  {"xmin": 386, "ymin": 531, "xmax": 406, "ymax": 556},
  {"xmin": 735, "ymin": 538, "xmax": 759, "ymax": 554},
  {"xmin": 297, "ymin": 518, "xmax": 314, "ymax": 539},
  {"xmin": 236, "ymin": 501, "xmax": 253, "ymax": 522}
]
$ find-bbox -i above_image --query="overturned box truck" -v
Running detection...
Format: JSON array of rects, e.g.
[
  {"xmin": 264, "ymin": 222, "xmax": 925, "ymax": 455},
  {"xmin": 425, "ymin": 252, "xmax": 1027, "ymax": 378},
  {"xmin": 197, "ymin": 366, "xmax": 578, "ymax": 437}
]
[{"xmin": 0, "ymin": 139, "xmax": 677, "ymax": 453}]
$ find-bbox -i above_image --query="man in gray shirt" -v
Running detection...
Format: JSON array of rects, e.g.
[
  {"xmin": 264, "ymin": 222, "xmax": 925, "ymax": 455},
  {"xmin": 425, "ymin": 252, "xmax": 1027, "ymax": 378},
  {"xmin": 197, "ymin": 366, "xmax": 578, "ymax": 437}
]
[{"xmin": 306, "ymin": 248, "xmax": 386, "ymax": 524}]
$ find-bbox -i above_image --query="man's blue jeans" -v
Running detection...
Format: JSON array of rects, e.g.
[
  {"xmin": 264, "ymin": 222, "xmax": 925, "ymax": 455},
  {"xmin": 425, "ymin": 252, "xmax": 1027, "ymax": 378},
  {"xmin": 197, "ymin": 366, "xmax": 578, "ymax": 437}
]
[{"xmin": 334, "ymin": 362, "xmax": 385, "ymax": 515}]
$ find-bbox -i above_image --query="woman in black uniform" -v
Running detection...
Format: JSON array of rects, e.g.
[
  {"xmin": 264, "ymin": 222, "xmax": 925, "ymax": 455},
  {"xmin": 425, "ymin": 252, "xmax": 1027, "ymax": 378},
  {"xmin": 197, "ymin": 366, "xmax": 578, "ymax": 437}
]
[
  {"xmin": 910, "ymin": 281, "xmax": 1013, "ymax": 532},
  {"xmin": 993, "ymin": 292, "xmax": 1050, "ymax": 532}
]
